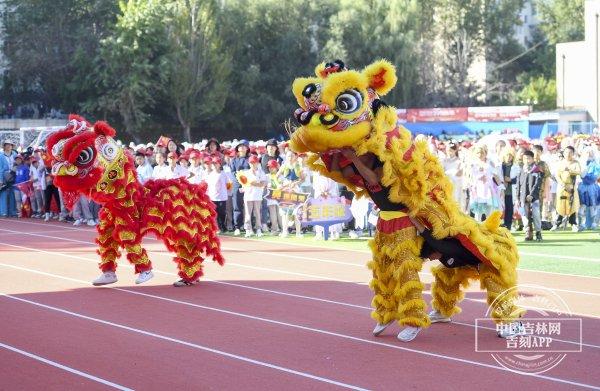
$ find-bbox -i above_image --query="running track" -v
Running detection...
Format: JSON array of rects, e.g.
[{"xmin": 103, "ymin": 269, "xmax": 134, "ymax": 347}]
[{"xmin": 0, "ymin": 219, "xmax": 598, "ymax": 390}]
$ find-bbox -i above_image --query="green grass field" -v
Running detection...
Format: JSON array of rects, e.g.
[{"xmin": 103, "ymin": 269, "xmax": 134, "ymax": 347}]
[{"xmin": 223, "ymin": 229, "xmax": 600, "ymax": 278}]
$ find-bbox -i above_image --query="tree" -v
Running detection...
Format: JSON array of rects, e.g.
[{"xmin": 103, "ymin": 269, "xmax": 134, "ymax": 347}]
[
  {"xmin": 536, "ymin": 0, "xmax": 585, "ymax": 43},
  {"xmin": 165, "ymin": 0, "xmax": 231, "ymax": 142},
  {"xmin": 1, "ymin": 0, "xmax": 118, "ymax": 110},
  {"xmin": 86, "ymin": 0, "xmax": 171, "ymax": 140},
  {"xmin": 516, "ymin": 75, "xmax": 556, "ymax": 111}
]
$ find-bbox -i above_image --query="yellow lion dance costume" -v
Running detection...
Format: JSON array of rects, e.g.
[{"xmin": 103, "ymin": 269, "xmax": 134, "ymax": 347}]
[{"xmin": 289, "ymin": 60, "xmax": 524, "ymax": 341}]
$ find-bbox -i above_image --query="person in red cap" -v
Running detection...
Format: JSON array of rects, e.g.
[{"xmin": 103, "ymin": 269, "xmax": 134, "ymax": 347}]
[
  {"xmin": 188, "ymin": 150, "xmax": 205, "ymax": 184},
  {"xmin": 152, "ymin": 152, "xmax": 169, "ymax": 180},
  {"xmin": 135, "ymin": 148, "xmax": 154, "ymax": 185},
  {"xmin": 242, "ymin": 154, "xmax": 267, "ymax": 237},
  {"xmin": 205, "ymin": 156, "xmax": 228, "ymax": 232},
  {"xmin": 166, "ymin": 151, "xmax": 188, "ymax": 179},
  {"xmin": 230, "ymin": 140, "xmax": 250, "ymax": 235}
]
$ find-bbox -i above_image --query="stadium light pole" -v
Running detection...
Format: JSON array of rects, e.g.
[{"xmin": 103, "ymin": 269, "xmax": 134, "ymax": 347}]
[{"xmin": 562, "ymin": 54, "xmax": 566, "ymax": 110}]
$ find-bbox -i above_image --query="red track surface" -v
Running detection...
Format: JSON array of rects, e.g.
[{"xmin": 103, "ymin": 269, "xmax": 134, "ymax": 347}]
[{"xmin": 0, "ymin": 219, "xmax": 599, "ymax": 390}]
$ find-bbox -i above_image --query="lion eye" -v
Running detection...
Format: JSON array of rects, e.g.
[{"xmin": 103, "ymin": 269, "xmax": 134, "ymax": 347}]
[
  {"xmin": 335, "ymin": 90, "xmax": 362, "ymax": 114},
  {"xmin": 76, "ymin": 147, "xmax": 95, "ymax": 165}
]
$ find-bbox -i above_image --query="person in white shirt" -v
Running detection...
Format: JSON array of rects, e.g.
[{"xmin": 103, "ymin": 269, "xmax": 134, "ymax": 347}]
[
  {"xmin": 135, "ymin": 150, "xmax": 154, "ymax": 184},
  {"xmin": 242, "ymin": 155, "xmax": 267, "ymax": 237},
  {"xmin": 206, "ymin": 157, "xmax": 228, "ymax": 232},
  {"xmin": 152, "ymin": 152, "xmax": 170, "ymax": 179},
  {"xmin": 29, "ymin": 157, "xmax": 44, "ymax": 217},
  {"xmin": 188, "ymin": 151, "xmax": 206, "ymax": 184},
  {"xmin": 165, "ymin": 152, "xmax": 188, "ymax": 179}
]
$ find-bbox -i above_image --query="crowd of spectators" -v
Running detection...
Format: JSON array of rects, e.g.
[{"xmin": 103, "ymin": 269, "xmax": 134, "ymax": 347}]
[{"xmin": 1, "ymin": 129, "xmax": 599, "ymax": 243}]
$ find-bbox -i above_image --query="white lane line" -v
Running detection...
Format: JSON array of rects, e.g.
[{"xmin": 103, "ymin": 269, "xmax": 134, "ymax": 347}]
[
  {"xmin": 3, "ymin": 261, "xmax": 597, "ymax": 351},
  {"xmin": 2, "ymin": 228, "xmax": 600, "ymax": 299},
  {"xmin": 0, "ymin": 294, "xmax": 369, "ymax": 391},
  {"xmin": 4, "ymin": 238, "xmax": 600, "ymax": 325},
  {"xmin": 0, "ymin": 342, "xmax": 134, "ymax": 391},
  {"xmin": 7, "ymin": 220, "xmax": 600, "ymax": 280},
  {"xmin": 0, "ymin": 278, "xmax": 598, "ymax": 390},
  {"xmin": 520, "ymin": 251, "xmax": 600, "ymax": 263}
]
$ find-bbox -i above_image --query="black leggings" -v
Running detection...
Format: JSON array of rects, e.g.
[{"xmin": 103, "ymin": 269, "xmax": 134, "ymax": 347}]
[
  {"xmin": 213, "ymin": 201, "xmax": 226, "ymax": 231},
  {"xmin": 44, "ymin": 185, "xmax": 61, "ymax": 214}
]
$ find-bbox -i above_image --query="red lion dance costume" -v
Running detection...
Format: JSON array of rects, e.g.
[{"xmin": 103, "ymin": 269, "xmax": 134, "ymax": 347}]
[{"xmin": 47, "ymin": 115, "xmax": 223, "ymax": 286}]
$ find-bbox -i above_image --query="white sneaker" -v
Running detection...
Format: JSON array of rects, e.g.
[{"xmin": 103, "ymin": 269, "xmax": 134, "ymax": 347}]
[
  {"xmin": 234, "ymin": 229, "xmax": 241, "ymax": 236},
  {"xmin": 44, "ymin": 213, "xmax": 51, "ymax": 222},
  {"xmin": 92, "ymin": 271, "xmax": 118, "ymax": 286},
  {"xmin": 58, "ymin": 215, "xmax": 65, "ymax": 222},
  {"xmin": 429, "ymin": 309, "xmax": 451, "ymax": 323},
  {"xmin": 135, "ymin": 270, "xmax": 154, "ymax": 284},
  {"xmin": 256, "ymin": 229, "xmax": 263, "ymax": 237},
  {"xmin": 295, "ymin": 232, "xmax": 303, "ymax": 238},
  {"xmin": 348, "ymin": 230, "xmax": 358, "ymax": 239},
  {"xmin": 572, "ymin": 225, "xmax": 579, "ymax": 232},
  {"xmin": 497, "ymin": 321, "xmax": 527, "ymax": 338},
  {"xmin": 397, "ymin": 326, "xmax": 422, "ymax": 342},
  {"xmin": 261, "ymin": 224, "xmax": 269, "ymax": 232},
  {"xmin": 87, "ymin": 219, "xmax": 97, "ymax": 227},
  {"xmin": 313, "ymin": 233, "xmax": 323, "ymax": 241},
  {"xmin": 73, "ymin": 219, "xmax": 83, "ymax": 226},
  {"xmin": 279, "ymin": 231, "xmax": 288, "ymax": 238},
  {"xmin": 245, "ymin": 230, "xmax": 254, "ymax": 237},
  {"xmin": 549, "ymin": 225, "xmax": 558, "ymax": 231},
  {"xmin": 373, "ymin": 321, "xmax": 393, "ymax": 336}
]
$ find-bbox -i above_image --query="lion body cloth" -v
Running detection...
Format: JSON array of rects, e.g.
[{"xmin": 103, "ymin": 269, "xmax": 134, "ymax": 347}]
[
  {"xmin": 289, "ymin": 60, "xmax": 523, "ymax": 329},
  {"xmin": 47, "ymin": 116, "xmax": 223, "ymax": 283}
]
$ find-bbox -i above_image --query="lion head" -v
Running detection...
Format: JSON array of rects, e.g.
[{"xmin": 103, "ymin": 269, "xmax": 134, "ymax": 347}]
[
  {"xmin": 46, "ymin": 115, "xmax": 123, "ymax": 193},
  {"xmin": 289, "ymin": 59, "xmax": 397, "ymax": 153}
]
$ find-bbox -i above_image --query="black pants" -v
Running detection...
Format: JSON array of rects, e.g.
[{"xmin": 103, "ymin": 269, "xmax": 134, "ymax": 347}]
[
  {"xmin": 214, "ymin": 201, "xmax": 226, "ymax": 231},
  {"xmin": 231, "ymin": 185, "xmax": 244, "ymax": 230},
  {"xmin": 503, "ymin": 194, "xmax": 513, "ymax": 229},
  {"xmin": 556, "ymin": 213, "xmax": 577, "ymax": 226},
  {"xmin": 44, "ymin": 185, "xmax": 61, "ymax": 214}
]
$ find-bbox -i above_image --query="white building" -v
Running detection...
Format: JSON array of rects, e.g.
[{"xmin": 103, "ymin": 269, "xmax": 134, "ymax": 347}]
[{"xmin": 556, "ymin": 0, "xmax": 600, "ymax": 123}]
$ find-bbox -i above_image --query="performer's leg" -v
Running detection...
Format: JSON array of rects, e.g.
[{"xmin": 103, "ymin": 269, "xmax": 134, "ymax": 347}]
[
  {"xmin": 123, "ymin": 243, "xmax": 152, "ymax": 273},
  {"xmin": 479, "ymin": 263, "xmax": 525, "ymax": 323},
  {"xmin": 430, "ymin": 265, "xmax": 478, "ymax": 318},
  {"xmin": 368, "ymin": 229, "xmax": 429, "ymax": 328},
  {"xmin": 95, "ymin": 217, "xmax": 121, "ymax": 273}
]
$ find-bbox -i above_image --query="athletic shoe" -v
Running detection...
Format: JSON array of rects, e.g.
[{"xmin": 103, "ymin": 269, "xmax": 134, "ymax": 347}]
[
  {"xmin": 256, "ymin": 229, "xmax": 263, "ymax": 237},
  {"xmin": 572, "ymin": 225, "xmax": 579, "ymax": 232},
  {"xmin": 313, "ymin": 233, "xmax": 324, "ymax": 241},
  {"xmin": 135, "ymin": 270, "xmax": 154, "ymax": 284},
  {"xmin": 295, "ymin": 232, "xmax": 303, "ymax": 238},
  {"xmin": 44, "ymin": 213, "xmax": 50, "ymax": 221},
  {"xmin": 245, "ymin": 230, "xmax": 254, "ymax": 237},
  {"xmin": 173, "ymin": 279, "xmax": 197, "ymax": 287},
  {"xmin": 535, "ymin": 231, "xmax": 543, "ymax": 242},
  {"xmin": 86, "ymin": 219, "xmax": 97, "ymax": 227},
  {"xmin": 92, "ymin": 271, "xmax": 118, "ymax": 286},
  {"xmin": 428, "ymin": 309, "xmax": 451, "ymax": 323},
  {"xmin": 261, "ymin": 224, "xmax": 269, "ymax": 232},
  {"xmin": 58, "ymin": 215, "xmax": 65, "ymax": 222},
  {"xmin": 279, "ymin": 231, "xmax": 288, "ymax": 238},
  {"xmin": 73, "ymin": 219, "xmax": 83, "ymax": 226},
  {"xmin": 497, "ymin": 321, "xmax": 527, "ymax": 338},
  {"xmin": 234, "ymin": 229, "xmax": 241, "ymax": 236},
  {"xmin": 372, "ymin": 321, "xmax": 393, "ymax": 336},
  {"xmin": 549, "ymin": 225, "xmax": 558, "ymax": 231},
  {"xmin": 397, "ymin": 326, "xmax": 422, "ymax": 342}
]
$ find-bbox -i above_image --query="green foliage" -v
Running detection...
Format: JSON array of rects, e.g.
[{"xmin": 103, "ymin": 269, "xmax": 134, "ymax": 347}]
[
  {"xmin": 536, "ymin": 0, "xmax": 585, "ymax": 43},
  {"xmin": 0, "ymin": 0, "xmax": 586, "ymax": 140},
  {"xmin": 516, "ymin": 75, "xmax": 557, "ymax": 110}
]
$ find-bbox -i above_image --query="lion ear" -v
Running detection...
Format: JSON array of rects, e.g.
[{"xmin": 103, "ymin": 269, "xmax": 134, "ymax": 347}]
[
  {"xmin": 314, "ymin": 62, "xmax": 328, "ymax": 78},
  {"xmin": 362, "ymin": 60, "xmax": 397, "ymax": 96},
  {"xmin": 93, "ymin": 121, "xmax": 116, "ymax": 137},
  {"xmin": 292, "ymin": 77, "xmax": 320, "ymax": 108}
]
